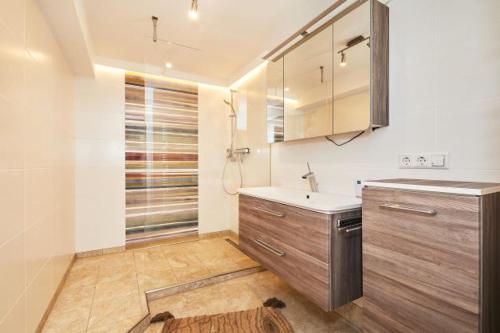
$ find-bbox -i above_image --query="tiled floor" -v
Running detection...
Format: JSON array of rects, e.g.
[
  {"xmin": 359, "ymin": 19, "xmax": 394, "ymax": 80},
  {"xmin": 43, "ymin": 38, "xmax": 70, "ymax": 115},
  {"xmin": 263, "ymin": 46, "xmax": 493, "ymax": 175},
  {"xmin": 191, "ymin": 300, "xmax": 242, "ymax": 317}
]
[
  {"xmin": 146, "ymin": 271, "xmax": 363, "ymax": 333},
  {"xmin": 42, "ymin": 237, "xmax": 257, "ymax": 333}
]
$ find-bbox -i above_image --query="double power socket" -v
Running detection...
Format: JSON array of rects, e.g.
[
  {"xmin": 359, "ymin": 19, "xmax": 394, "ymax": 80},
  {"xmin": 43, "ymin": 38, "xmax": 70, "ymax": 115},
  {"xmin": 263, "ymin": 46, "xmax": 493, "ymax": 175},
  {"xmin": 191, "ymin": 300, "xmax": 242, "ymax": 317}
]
[{"xmin": 399, "ymin": 153, "xmax": 448, "ymax": 169}]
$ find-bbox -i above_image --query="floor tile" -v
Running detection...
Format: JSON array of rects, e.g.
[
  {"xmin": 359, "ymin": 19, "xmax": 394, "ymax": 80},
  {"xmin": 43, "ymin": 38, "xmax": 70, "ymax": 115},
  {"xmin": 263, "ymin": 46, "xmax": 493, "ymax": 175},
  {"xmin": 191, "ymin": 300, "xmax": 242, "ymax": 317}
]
[
  {"xmin": 87, "ymin": 292, "xmax": 143, "ymax": 331},
  {"xmin": 43, "ymin": 236, "xmax": 359, "ymax": 333}
]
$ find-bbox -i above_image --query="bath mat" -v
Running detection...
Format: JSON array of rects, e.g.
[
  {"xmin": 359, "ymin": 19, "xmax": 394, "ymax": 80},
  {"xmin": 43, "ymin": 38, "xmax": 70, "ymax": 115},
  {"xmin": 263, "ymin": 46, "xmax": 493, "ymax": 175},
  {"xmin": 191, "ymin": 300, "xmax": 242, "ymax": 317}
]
[
  {"xmin": 263, "ymin": 297, "xmax": 286, "ymax": 309},
  {"xmin": 161, "ymin": 307, "xmax": 294, "ymax": 333}
]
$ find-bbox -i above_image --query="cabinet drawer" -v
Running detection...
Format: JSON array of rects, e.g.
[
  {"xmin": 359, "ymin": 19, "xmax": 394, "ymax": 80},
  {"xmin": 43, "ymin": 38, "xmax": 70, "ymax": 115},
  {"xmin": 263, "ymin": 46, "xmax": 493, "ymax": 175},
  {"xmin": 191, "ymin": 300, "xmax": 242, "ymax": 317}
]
[
  {"xmin": 239, "ymin": 222, "xmax": 331, "ymax": 310},
  {"xmin": 239, "ymin": 195, "xmax": 330, "ymax": 263},
  {"xmin": 362, "ymin": 187, "xmax": 480, "ymax": 332}
]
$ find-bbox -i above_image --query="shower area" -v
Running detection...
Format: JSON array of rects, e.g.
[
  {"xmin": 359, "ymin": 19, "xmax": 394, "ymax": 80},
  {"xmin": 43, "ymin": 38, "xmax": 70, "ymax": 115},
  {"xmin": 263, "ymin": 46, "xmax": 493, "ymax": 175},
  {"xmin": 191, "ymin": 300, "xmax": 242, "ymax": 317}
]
[{"xmin": 125, "ymin": 72, "xmax": 199, "ymax": 241}]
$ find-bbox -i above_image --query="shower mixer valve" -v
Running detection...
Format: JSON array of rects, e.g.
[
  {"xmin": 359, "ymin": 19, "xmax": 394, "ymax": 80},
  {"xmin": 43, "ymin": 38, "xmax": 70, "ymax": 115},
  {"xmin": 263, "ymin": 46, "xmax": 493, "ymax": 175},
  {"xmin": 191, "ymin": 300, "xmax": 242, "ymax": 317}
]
[{"xmin": 226, "ymin": 147, "xmax": 251, "ymax": 161}]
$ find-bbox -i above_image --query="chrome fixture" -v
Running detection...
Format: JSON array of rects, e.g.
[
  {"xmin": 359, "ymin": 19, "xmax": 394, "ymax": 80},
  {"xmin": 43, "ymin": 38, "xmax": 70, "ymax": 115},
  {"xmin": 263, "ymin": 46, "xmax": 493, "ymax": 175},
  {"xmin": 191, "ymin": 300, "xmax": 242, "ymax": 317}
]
[
  {"xmin": 189, "ymin": 0, "xmax": 199, "ymax": 20},
  {"xmin": 301, "ymin": 162, "xmax": 319, "ymax": 192},
  {"xmin": 221, "ymin": 90, "xmax": 250, "ymax": 195}
]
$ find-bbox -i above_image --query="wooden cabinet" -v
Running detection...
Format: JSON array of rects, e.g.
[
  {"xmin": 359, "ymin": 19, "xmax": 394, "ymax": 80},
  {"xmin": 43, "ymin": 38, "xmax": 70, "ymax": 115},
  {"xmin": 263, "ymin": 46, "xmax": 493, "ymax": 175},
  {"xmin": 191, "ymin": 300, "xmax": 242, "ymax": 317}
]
[
  {"xmin": 362, "ymin": 182, "xmax": 500, "ymax": 333},
  {"xmin": 239, "ymin": 194, "xmax": 362, "ymax": 311},
  {"xmin": 265, "ymin": 0, "xmax": 389, "ymax": 143}
]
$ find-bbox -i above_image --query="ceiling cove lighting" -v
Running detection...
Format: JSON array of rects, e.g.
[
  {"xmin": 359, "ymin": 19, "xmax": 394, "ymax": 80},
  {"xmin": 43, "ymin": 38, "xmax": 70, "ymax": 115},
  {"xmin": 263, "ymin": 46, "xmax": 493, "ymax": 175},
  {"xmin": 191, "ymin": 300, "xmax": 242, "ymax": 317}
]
[{"xmin": 189, "ymin": 0, "xmax": 199, "ymax": 20}]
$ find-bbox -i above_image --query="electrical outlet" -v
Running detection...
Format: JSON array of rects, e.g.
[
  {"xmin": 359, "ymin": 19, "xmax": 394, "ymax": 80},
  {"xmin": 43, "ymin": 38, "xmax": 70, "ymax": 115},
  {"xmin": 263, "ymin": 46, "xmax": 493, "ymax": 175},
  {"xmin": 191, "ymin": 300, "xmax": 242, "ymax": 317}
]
[
  {"xmin": 399, "ymin": 155, "xmax": 412, "ymax": 168},
  {"xmin": 415, "ymin": 154, "xmax": 430, "ymax": 168},
  {"xmin": 398, "ymin": 153, "xmax": 448, "ymax": 169}
]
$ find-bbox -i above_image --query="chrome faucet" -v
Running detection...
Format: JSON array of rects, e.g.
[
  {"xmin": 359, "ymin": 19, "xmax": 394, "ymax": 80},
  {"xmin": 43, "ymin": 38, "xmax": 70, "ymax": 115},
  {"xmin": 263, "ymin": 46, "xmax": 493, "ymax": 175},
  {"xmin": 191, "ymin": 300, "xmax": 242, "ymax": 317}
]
[{"xmin": 301, "ymin": 162, "xmax": 319, "ymax": 192}]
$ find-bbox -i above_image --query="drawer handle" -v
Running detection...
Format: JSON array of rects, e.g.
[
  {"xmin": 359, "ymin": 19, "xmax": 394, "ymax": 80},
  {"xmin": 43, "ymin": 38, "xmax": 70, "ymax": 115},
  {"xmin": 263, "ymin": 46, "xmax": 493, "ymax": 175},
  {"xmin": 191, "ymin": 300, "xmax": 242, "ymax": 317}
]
[
  {"xmin": 253, "ymin": 206, "xmax": 286, "ymax": 218},
  {"xmin": 380, "ymin": 203, "xmax": 437, "ymax": 216},
  {"xmin": 254, "ymin": 239, "xmax": 285, "ymax": 257},
  {"xmin": 344, "ymin": 226, "xmax": 362, "ymax": 233}
]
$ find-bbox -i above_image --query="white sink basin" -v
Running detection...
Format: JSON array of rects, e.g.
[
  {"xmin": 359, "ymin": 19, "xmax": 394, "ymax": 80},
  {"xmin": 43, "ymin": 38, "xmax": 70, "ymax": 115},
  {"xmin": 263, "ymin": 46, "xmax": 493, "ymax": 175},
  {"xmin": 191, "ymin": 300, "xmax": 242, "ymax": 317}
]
[{"xmin": 237, "ymin": 187, "xmax": 361, "ymax": 214}]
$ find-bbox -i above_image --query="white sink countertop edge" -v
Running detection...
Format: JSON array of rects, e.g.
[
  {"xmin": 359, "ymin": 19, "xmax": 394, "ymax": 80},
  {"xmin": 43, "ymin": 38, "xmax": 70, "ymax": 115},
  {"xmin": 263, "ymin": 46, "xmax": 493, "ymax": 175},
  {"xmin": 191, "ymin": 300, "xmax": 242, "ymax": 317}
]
[{"xmin": 238, "ymin": 187, "xmax": 361, "ymax": 214}]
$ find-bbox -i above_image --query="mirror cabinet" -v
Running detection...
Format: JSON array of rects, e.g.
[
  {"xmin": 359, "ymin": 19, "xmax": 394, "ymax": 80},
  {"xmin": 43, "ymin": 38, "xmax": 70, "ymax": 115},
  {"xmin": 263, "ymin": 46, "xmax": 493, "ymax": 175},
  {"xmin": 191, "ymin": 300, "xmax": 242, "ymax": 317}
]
[{"xmin": 266, "ymin": 0, "xmax": 388, "ymax": 143}]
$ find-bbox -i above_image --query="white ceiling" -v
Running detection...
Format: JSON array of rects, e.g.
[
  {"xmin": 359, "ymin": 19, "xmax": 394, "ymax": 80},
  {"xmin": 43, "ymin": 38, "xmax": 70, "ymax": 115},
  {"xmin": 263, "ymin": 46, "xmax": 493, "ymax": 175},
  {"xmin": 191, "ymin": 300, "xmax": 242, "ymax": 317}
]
[{"xmin": 81, "ymin": 0, "xmax": 335, "ymax": 85}]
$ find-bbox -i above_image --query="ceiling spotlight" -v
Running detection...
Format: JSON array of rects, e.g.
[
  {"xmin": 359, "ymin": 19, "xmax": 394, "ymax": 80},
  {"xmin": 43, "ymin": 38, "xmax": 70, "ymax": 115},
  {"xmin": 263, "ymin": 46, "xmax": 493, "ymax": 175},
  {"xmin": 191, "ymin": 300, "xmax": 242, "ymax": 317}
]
[
  {"xmin": 340, "ymin": 52, "xmax": 347, "ymax": 67},
  {"xmin": 189, "ymin": 0, "xmax": 199, "ymax": 20},
  {"xmin": 165, "ymin": 62, "xmax": 173, "ymax": 69},
  {"xmin": 151, "ymin": 16, "xmax": 158, "ymax": 42}
]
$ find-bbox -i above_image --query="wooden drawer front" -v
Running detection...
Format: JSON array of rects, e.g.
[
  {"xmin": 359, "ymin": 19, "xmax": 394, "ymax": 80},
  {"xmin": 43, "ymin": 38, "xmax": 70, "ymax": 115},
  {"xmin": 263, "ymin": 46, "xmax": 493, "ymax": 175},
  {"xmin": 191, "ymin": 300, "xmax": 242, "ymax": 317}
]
[
  {"xmin": 362, "ymin": 187, "xmax": 480, "ymax": 332},
  {"xmin": 239, "ymin": 195, "xmax": 330, "ymax": 263},
  {"xmin": 239, "ymin": 222, "xmax": 330, "ymax": 310}
]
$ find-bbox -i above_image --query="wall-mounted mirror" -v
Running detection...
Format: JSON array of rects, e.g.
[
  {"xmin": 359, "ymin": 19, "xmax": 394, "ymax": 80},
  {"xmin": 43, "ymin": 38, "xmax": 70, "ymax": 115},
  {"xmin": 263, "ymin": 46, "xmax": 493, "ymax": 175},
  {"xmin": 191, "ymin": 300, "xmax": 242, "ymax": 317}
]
[
  {"xmin": 266, "ymin": 58, "xmax": 284, "ymax": 143},
  {"xmin": 282, "ymin": 26, "xmax": 333, "ymax": 141},
  {"xmin": 266, "ymin": 0, "xmax": 388, "ymax": 144},
  {"xmin": 333, "ymin": 1, "xmax": 370, "ymax": 134}
]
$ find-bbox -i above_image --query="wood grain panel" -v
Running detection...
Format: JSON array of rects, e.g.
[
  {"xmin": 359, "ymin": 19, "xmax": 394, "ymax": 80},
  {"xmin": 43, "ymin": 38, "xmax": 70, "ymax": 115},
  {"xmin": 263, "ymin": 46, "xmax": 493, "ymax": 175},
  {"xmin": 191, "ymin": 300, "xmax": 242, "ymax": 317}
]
[
  {"xmin": 331, "ymin": 210, "xmax": 363, "ymax": 308},
  {"xmin": 363, "ymin": 270, "xmax": 478, "ymax": 333},
  {"xmin": 366, "ymin": 178, "xmax": 500, "ymax": 192},
  {"xmin": 370, "ymin": 0, "xmax": 389, "ymax": 128},
  {"xmin": 239, "ymin": 222, "xmax": 330, "ymax": 310},
  {"xmin": 239, "ymin": 195, "xmax": 330, "ymax": 262},
  {"xmin": 480, "ymin": 192, "xmax": 500, "ymax": 333},
  {"xmin": 362, "ymin": 187, "xmax": 480, "ymax": 331}
]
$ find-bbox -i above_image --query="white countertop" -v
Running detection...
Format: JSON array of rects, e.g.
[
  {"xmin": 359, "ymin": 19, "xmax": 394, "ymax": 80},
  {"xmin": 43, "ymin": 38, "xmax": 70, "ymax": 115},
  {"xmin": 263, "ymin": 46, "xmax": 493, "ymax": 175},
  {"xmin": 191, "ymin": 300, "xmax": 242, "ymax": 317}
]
[
  {"xmin": 363, "ymin": 178, "xmax": 500, "ymax": 196},
  {"xmin": 238, "ymin": 187, "xmax": 361, "ymax": 214}
]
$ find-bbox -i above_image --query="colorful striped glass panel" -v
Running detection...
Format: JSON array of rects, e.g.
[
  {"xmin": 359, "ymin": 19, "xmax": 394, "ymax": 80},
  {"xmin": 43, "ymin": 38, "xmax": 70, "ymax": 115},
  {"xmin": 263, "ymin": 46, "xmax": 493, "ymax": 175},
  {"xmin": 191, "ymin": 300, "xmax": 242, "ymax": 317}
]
[{"xmin": 125, "ymin": 72, "xmax": 198, "ymax": 238}]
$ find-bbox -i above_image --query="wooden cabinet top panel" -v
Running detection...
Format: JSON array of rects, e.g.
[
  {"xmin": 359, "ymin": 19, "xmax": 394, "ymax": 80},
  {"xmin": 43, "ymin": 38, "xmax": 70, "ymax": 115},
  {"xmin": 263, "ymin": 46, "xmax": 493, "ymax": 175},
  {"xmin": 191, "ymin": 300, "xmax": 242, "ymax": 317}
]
[{"xmin": 364, "ymin": 178, "xmax": 500, "ymax": 196}]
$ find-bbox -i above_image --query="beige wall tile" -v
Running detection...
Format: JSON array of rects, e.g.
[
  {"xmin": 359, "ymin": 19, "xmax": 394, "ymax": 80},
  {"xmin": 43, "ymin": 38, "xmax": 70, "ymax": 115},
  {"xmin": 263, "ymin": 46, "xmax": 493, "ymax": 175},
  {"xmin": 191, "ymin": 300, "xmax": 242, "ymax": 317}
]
[
  {"xmin": 24, "ymin": 169, "xmax": 53, "ymax": 229},
  {"xmin": 0, "ymin": 293, "xmax": 26, "ymax": 333},
  {"xmin": 0, "ymin": 22, "xmax": 25, "ymax": 106},
  {"xmin": 0, "ymin": 0, "xmax": 75, "ymax": 330},
  {"xmin": 0, "ymin": 234, "xmax": 25, "ymax": 320},
  {"xmin": 0, "ymin": 97, "xmax": 25, "ymax": 169},
  {"xmin": 0, "ymin": 0, "xmax": 25, "ymax": 39},
  {"xmin": 26, "ymin": 261, "xmax": 57, "ymax": 333},
  {"xmin": 0, "ymin": 170, "xmax": 24, "ymax": 245},
  {"xmin": 25, "ymin": 221, "xmax": 52, "ymax": 285}
]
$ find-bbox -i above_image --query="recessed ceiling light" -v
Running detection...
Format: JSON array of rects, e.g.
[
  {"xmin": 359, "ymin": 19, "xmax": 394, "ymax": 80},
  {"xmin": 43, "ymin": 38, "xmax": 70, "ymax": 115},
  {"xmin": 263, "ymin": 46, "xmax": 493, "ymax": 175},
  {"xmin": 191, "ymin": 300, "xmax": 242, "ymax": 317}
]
[
  {"xmin": 284, "ymin": 87, "xmax": 289, "ymax": 92},
  {"xmin": 189, "ymin": 0, "xmax": 199, "ymax": 20},
  {"xmin": 165, "ymin": 62, "xmax": 173, "ymax": 69}
]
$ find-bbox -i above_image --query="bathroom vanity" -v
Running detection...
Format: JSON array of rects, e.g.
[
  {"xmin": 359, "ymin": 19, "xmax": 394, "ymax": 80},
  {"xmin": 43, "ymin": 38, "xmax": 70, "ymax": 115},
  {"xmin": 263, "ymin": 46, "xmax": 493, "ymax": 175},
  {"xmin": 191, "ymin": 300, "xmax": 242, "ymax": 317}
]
[
  {"xmin": 237, "ymin": 187, "xmax": 362, "ymax": 311},
  {"xmin": 362, "ymin": 179, "xmax": 500, "ymax": 333}
]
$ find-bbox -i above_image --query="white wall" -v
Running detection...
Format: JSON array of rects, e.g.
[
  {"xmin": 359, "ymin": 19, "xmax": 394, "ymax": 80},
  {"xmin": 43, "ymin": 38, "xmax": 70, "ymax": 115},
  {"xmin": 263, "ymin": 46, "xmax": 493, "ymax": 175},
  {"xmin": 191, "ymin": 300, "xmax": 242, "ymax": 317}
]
[
  {"xmin": 0, "ymin": 0, "xmax": 75, "ymax": 331},
  {"xmin": 198, "ymin": 85, "xmax": 234, "ymax": 234},
  {"xmin": 229, "ymin": 64, "xmax": 272, "ymax": 231},
  {"xmin": 271, "ymin": 0, "xmax": 500, "ymax": 194},
  {"xmin": 74, "ymin": 65, "xmax": 125, "ymax": 253},
  {"xmin": 74, "ymin": 69, "xmax": 240, "ymax": 249}
]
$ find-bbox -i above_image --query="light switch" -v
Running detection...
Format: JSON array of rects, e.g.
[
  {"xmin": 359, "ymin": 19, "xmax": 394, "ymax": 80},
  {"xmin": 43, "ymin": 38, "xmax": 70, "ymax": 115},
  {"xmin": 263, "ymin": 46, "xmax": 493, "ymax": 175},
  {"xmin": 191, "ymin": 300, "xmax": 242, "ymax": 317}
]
[{"xmin": 431, "ymin": 154, "xmax": 446, "ymax": 168}]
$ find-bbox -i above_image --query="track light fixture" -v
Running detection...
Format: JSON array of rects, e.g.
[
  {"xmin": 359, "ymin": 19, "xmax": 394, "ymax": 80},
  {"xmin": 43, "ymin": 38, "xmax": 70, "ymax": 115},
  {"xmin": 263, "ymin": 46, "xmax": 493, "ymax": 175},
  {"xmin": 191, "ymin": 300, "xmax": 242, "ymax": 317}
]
[
  {"xmin": 337, "ymin": 35, "xmax": 370, "ymax": 67},
  {"xmin": 340, "ymin": 52, "xmax": 346, "ymax": 67},
  {"xmin": 151, "ymin": 16, "xmax": 158, "ymax": 42},
  {"xmin": 189, "ymin": 0, "xmax": 199, "ymax": 20}
]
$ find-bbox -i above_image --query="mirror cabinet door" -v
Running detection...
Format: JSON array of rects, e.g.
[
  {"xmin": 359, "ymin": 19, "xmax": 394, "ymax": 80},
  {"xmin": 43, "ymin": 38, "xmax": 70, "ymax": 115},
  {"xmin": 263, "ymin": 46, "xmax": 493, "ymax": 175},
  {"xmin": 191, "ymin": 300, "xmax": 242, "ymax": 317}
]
[
  {"xmin": 266, "ymin": 57, "xmax": 284, "ymax": 143},
  {"xmin": 283, "ymin": 25, "xmax": 334, "ymax": 141},
  {"xmin": 266, "ymin": 1, "xmax": 379, "ymax": 143},
  {"xmin": 333, "ymin": 1, "xmax": 371, "ymax": 135}
]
